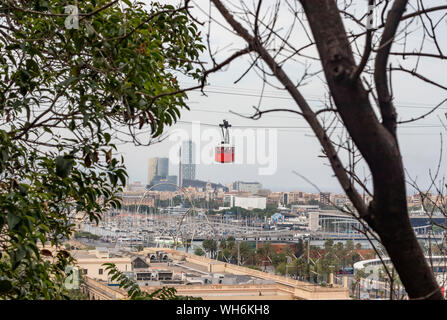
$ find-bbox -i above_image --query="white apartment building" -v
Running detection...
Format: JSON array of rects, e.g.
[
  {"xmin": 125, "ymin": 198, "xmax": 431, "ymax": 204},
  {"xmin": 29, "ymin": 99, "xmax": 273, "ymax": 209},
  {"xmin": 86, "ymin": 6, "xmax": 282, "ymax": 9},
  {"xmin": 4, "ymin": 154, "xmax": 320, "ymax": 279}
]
[{"xmin": 225, "ymin": 195, "xmax": 267, "ymax": 210}]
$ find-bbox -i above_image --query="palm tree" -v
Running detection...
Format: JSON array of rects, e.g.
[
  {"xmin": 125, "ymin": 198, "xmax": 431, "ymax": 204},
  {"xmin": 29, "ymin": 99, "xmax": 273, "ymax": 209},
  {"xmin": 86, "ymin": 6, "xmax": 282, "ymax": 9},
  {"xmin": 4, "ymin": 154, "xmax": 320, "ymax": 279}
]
[
  {"xmin": 256, "ymin": 242, "xmax": 275, "ymax": 271},
  {"xmin": 202, "ymin": 239, "xmax": 218, "ymax": 259}
]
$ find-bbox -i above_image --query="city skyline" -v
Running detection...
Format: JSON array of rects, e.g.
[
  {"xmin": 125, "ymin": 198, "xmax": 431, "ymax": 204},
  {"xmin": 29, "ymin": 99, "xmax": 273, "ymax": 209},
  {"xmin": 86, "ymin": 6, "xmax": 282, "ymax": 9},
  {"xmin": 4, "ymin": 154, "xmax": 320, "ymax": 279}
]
[
  {"xmin": 116, "ymin": 0, "xmax": 447, "ymax": 196},
  {"xmin": 119, "ymin": 79, "xmax": 447, "ymax": 194},
  {"xmin": 130, "ymin": 151, "xmax": 436, "ymax": 194},
  {"xmin": 4, "ymin": 0, "xmax": 447, "ymax": 303}
]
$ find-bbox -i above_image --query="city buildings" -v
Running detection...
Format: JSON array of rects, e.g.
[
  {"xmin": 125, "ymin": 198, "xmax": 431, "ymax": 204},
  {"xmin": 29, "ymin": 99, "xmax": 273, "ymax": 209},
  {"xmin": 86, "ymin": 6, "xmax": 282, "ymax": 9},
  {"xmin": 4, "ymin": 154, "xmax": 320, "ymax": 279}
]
[
  {"xmin": 150, "ymin": 175, "xmax": 178, "ymax": 190},
  {"xmin": 77, "ymin": 247, "xmax": 350, "ymax": 300},
  {"xmin": 308, "ymin": 210, "xmax": 361, "ymax": 234},
  {"xmin": 267, "ymin": 191, "xmax": 320, "ymax": 205},
  {"xmin": 319, "ymin": 192, "xmax": 332, "ymax": 206},
  {"xmin": 181, "ymin": 179, "xmax": 228, "ymax": 192},
  {"xmin": 232, "ymin": 181, "xmax": 262, "ymax": 194},
  {"xmin": 71, "ymin": 248, "xmax": 132, "ymax": 282},
  {"xmin": 267, "ymin": 192, "xmax": 284, "ymax": 205},
  {"xmin": 119, "ymin": 191, "xmax": 155, "ymax": 207},
  {"xmin": 126, "ymin": 181, "xmax": 146, "ymax": 192}
]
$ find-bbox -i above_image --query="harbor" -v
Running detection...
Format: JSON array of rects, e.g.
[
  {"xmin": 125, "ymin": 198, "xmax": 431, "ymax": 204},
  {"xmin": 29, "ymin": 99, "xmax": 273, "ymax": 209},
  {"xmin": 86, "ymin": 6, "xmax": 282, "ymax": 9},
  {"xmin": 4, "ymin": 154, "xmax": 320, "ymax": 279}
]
[{"xmin": 77, "ymin": 205, "xmax": 447, "ymax": 251}]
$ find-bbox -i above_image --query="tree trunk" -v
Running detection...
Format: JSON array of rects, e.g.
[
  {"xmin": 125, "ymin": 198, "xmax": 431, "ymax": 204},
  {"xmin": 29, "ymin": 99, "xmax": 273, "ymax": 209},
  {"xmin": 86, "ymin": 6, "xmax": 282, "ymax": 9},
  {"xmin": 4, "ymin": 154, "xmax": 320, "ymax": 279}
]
[{"xmin": 299, "ymin": 0, "xmax": 442, "ymax": 300}]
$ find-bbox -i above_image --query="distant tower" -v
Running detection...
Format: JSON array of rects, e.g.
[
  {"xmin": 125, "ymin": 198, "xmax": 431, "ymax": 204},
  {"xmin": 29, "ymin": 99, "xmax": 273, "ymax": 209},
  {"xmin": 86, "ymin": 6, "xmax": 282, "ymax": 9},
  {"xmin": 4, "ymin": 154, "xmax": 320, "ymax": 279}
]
[
  {"xmin": 148, "ymin": 158, "xmax": 157, "ymax": 185},
  {"xmin": 157, "ymin": 158, "xmax": 169, "ymax": 177},
  {"xmin": 181, "ymin": 140, "xmax": 196, "ymax": 184},
  {"xmin": 178, "ymin": 146, "xmax": 182, "ymax": 188},
  {"xmin": 147, "ymin": 157, "xmax": 169, "ymax": 185}
]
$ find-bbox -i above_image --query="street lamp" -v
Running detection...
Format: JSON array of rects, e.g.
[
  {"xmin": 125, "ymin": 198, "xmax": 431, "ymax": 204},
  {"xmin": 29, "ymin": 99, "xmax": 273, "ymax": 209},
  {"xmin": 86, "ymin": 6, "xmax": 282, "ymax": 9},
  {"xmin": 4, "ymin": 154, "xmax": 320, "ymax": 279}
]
[{"xmin": 301, "ymin": 234, "xmax": 311, "ymax": 282}]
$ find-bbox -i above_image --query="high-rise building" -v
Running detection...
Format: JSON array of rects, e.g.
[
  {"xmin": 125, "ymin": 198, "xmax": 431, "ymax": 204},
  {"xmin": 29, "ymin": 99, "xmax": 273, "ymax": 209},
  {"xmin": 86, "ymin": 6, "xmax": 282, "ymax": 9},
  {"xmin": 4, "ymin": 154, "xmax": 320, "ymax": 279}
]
[
  {"xmin": 181, "ymin": 140, "xmax": 196, "ymax": 182},
  {"xmin": 147, "ymin": 157, "xmax": 169, "ymax": 184},
  {"xmin": 158, "ymin": 158, "xmax": 169, "ymax": 177},
  {"xmin": 148, "ymin": 159, "xmax": 157, "ymax": 184}
]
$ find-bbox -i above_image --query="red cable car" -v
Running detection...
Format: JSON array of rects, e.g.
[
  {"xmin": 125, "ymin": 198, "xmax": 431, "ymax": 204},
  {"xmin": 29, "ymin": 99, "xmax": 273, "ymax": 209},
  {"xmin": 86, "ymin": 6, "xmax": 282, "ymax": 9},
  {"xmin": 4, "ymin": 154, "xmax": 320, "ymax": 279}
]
[{"xmin": 215, "ymin": 120, "xmax": 235, "ymax": 163}]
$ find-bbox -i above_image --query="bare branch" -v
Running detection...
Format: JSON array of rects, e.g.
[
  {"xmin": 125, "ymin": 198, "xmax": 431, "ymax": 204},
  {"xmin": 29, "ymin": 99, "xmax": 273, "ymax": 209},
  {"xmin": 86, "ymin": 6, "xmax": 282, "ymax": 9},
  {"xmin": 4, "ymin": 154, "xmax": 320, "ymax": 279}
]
[{"xmin": 374, "ymin": 0, "xmax": 408, "ymax": 136}]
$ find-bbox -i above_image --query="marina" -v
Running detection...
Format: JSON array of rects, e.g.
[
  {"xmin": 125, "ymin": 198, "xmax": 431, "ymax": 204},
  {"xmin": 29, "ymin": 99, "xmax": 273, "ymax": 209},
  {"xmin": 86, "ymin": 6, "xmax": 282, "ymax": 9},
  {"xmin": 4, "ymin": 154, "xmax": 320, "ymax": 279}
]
[{"xmin": 78, "ymin": 206, "xmax": 447, "ymax": 251}]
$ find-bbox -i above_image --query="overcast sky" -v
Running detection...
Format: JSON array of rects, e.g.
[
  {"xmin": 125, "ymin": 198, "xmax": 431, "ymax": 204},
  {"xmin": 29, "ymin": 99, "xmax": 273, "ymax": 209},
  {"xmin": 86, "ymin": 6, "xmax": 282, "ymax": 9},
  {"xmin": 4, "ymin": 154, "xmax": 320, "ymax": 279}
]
[{"xmin": 117, "ymin": 0, "xmax": 447, "ymax": 193}]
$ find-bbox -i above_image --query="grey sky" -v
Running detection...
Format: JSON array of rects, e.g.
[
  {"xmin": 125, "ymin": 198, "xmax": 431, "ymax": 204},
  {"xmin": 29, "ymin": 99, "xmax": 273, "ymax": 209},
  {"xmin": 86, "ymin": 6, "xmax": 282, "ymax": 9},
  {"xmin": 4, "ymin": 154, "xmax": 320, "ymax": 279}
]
[{"xmin": 118, "ymin": 0, "xmax": 447, "ymax": 193}]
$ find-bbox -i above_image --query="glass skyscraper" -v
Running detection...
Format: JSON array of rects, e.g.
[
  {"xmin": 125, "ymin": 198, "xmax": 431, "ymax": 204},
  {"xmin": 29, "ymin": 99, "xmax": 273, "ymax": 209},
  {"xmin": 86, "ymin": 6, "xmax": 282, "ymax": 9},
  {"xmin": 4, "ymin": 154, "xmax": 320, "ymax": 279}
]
[
  {"xmin": 181, "ymin": 140, "xmax": 196, "ymax": 182},
  {"xmin": 147, "ymin": 157, "xmax": 169, "ymax": 185}
]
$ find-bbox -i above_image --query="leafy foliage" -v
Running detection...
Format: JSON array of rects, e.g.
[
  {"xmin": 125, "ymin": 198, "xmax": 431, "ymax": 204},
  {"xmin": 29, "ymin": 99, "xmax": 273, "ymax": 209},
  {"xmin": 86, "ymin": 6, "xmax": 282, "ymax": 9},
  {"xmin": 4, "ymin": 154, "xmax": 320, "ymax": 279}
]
[
  {"xmin": 283, "ymin": 240, "xmax": 362, "ymax": 281},
  {"xmin": 74, "ymin": 231, "xmax": 101, "ymax": 240},
  {"xmin": 0, "ymin": 0, "xmax": 204, "ymax": 299},
  {"xmin": 201, "ymin": 239, "xmax": 218, "ymax": 259},
  {"xmin": 217, "ymin": 237, "xmax": 256, "ymax": 265},
  {"xmin": 193, "ymin": 247, "xmax": 205, "ymax": 256}
]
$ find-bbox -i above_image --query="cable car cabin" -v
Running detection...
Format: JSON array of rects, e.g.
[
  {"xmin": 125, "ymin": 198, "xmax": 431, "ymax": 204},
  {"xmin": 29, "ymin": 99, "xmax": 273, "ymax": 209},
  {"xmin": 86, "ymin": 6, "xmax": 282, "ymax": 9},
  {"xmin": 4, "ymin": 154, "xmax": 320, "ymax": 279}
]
[
  {"xmin": 215, "ymin": 120, "xmax": 235, "ymax": 163},
  {"xmin": 215, "ymin": 144, "xmax": 234, "ymax": 163},
  {"xmin": 215, "ymin": 120, "xmax": 234, "ymax": 163}
]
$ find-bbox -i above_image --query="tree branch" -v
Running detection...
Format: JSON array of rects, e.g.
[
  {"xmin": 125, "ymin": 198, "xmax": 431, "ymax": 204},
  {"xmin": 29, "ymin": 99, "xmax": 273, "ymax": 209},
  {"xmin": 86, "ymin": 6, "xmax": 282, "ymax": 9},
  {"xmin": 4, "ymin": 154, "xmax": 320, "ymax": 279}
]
[
  {"xmin": 374, "ymin": 0, "xmax": 408, "ymax": 137},
  {"xmin": 211, "ymin": 0, "xmax": 368, "ymax": 218}
]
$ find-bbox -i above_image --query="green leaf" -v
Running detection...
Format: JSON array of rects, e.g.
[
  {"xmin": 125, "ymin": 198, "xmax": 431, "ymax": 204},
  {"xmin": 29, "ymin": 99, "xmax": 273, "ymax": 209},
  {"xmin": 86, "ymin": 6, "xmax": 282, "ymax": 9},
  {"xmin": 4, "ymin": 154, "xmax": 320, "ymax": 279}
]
[
  {"xmin": 104, "ymin": 132, "xmax": 111, "ymax": 144},
  {"xmin": 0, "ymin": 280, "xmax": 12, "ymax": 294},
  {"xmin": 59, "ymin": 76, "xmax": 78, "ymax": 88},
  {"xmin": 0, "ymin": 0, "xmax": 205, "ymax": 299},
  {"xmin": 7, "ymin": 212, "xmax": 20, "ymax": 229},
  {"xmin": 55, "ymin": 156, "xmax": 74, "ymax": 178}
]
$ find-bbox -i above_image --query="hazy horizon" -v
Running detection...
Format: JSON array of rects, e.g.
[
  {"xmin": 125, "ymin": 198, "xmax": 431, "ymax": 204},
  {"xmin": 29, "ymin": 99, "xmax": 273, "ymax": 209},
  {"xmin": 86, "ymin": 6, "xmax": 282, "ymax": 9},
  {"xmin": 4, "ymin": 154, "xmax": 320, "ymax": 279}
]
[{"xmin": 118, "ymin": 0, "xmax": 447, "ymax": 197}]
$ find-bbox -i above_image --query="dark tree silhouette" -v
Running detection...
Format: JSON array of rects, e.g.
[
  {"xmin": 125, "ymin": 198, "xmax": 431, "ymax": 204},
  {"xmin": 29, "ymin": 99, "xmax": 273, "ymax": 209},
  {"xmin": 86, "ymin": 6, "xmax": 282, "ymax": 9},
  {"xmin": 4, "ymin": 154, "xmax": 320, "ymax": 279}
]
[{"xmin": 194, "ymin": 0, "xmax": 447, "ymax": 299}]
